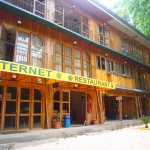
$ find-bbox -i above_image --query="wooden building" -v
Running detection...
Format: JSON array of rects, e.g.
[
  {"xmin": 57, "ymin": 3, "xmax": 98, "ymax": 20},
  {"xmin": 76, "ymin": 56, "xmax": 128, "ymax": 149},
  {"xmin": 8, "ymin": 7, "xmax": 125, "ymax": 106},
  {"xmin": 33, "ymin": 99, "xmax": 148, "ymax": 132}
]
[{"xmin": 0, "ymin": 0, "xmax": 150, "ymax": 131}]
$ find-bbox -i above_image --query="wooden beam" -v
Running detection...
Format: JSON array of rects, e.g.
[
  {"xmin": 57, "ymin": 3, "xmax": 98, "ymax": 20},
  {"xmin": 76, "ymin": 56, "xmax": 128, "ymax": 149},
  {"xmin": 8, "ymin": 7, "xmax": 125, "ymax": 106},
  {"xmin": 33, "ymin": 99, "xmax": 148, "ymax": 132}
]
[
  {"xmin": 135, "ymin": 96, "xmax": 139, "ymax": 118},
  {"xmin": 118, "ymin": 100, "xmax": 122, "ymax": 120}
]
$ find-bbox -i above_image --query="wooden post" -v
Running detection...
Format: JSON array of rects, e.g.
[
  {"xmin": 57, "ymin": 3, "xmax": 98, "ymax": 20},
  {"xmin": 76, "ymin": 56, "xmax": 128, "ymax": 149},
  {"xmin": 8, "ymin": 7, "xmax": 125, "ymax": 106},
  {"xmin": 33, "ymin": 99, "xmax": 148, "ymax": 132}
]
[
  {"xmin": 135, "ymin": 96, "xmax": 139, "ymax": 118},
  {"xmin": 137, "ymin": 94, "xmax": 142, "ymax": 117},
  {"xmin": 96, "ymin": 91, "xmax": 105, "ymax": 124},
  {"xmin": 45, "ymin": 84, "xmax": 53, "ymax": 128},
  {"xmin": 118, "ymin": 100, "xmax": 122, "ymax": 120}
]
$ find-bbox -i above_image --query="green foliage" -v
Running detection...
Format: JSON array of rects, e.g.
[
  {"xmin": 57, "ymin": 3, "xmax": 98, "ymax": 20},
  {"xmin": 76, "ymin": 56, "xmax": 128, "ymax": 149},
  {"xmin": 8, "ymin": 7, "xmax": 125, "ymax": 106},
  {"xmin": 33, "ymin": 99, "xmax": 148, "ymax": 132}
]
[
  {"xmin": 54, "ymin": 114, "xmax": 61, "ymax": 122},
  {"xmin": 112, "ymin": 0, "xmax": 150, "ymax": 38},
  {"xmin": 127, "ymin": 112, "xmax": 136, "ymax": 119},
  {"xmin": 139, "ymin": 116, "xmax": 150, "ymax": 128}
]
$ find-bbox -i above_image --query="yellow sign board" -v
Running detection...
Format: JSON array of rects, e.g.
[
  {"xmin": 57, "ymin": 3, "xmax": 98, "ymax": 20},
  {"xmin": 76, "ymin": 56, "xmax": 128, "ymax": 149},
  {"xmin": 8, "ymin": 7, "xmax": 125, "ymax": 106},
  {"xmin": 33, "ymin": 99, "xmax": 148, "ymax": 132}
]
[{"xmin": 0, "ymin": 60, "xmax": 115, "ymax": 89}]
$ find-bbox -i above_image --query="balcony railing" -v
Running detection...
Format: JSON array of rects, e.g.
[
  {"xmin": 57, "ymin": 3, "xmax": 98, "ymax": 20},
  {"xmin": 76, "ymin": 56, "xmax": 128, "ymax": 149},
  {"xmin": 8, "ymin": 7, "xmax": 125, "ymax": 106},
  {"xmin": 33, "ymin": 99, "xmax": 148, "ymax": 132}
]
[
  {"xmin": 0, "ymin": 40, "xmax": 48, "ymax": 68},
  {"xmin": 64, "ymin": 18, "xmax": 93, "ymax": 40},
  {"xmin": 4, "ymin": 0, "xmax": 49, "ymax": 18}
]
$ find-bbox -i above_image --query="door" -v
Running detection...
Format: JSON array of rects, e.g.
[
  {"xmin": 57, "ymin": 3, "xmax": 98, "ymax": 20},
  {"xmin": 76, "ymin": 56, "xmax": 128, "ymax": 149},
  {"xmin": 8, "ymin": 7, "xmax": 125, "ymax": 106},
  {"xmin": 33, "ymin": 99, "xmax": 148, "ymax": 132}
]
[
  {"xmin": 62, "ymin": 90, "xmax": 70, "ymax": 115},
  {"xmin": 53, "ymin": 90, "xmax": 70, "ymax": 119},
  {"xmin": 19, "ymin": 88, "xmax": 30, "ymax": 129},
  {"xmin": 4, "ymin": 86, "xmax": 18, "ymax": 130},
  {"xmin": 2, "ymin": 86, "xmax": 42, "ymax": 131}
]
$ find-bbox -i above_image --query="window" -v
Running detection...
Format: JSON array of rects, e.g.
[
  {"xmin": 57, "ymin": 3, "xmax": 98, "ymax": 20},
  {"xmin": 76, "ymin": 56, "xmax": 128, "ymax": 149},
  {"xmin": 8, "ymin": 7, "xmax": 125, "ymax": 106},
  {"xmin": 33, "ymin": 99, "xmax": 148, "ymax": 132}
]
[
  {"xmin": 132, "ymin": 45, "xmax": 143, "ymax": 62},
  {"xmin": 54, "ymin": 43, "xmax": 90, "ymax": 77},
  {"xmin": 82, "ymin": 16, "xmax": 89, "ymax": 38},
  {"xmin": 115, "ymin": 62, "xmax": 132, "ymax": 77},
  {"xmin": 116, "ymin": 63, "xmax": 122, "ymax": 75},
  {"xmin": 97, "ymin": 26, "xmax": 103, "ymax": 44},
  {"xmin": 103, "ymin": 29, "xmax": 112, "ymax": 48},
  {"xmin": 16, "ymin": 30, "xmax": 44, "ymax": 67},
  {"xmin": 31, "ymin": 34, "xmax": 44, "ymax": 67},
  {"xmin": 106, "ymin": 59, "xmax": 114, "ymax": 72},
  {"xmin": 101, "ymin": 57, "xmax": 105, "ymax": 70},
  {"xmin": 135, "ymin": 71, "xmax": 147, "ymax": 90},
  {"xmin": 35, "ymin": 0, "xmax": 45, "ymax": 18},
  {"xmin": 121, "ymin": 41, "xmax": 130, "ymax": 56},
  {"xmin": 74, "ymin": 50, "xmax": 81, "ymax": 76},
  {"xmin": 54, "ymin": 43, "xmax": 63, "ymax": 72},
  {"xmin": 65, "ymin": 46, "xmax": 72, "ymax": 74},
  {"xmin": 83, "ymin": 52, "xmax": 90, "ymax": 77},
  {"xmin": 96, "ymin": 56, "xmax": 101, "ymax": 69}
]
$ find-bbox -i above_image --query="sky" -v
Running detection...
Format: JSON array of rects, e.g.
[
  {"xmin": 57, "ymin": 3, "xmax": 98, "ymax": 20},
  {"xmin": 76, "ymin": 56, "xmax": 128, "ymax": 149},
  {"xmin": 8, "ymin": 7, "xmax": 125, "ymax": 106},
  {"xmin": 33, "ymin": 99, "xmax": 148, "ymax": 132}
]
[{"xmin": 97, "ymin": 0, "xmax": 119, "ymax": 8}]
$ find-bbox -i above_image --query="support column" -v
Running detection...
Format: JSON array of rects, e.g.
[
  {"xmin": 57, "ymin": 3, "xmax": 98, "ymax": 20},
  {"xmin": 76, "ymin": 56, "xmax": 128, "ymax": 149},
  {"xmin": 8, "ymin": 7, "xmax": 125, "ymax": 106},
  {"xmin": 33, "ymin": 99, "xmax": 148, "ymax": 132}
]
[
  {"xmin": 135, "ymin": 96, "xmax": 139, "ymax": 118},
  {"xmin": 137, "ymin": 94, "xmax": 142, "ymax": 117},
  {"xmin": 96, "ymin": 91, "xmax": 105, "ymax": 124},
  {"xmin": 118, "ymin": 100, "xmax": 122, "ymax": 120},
  {"xmin": 45, "ymin": 84, "xmax": 53, "ymax": 128}
]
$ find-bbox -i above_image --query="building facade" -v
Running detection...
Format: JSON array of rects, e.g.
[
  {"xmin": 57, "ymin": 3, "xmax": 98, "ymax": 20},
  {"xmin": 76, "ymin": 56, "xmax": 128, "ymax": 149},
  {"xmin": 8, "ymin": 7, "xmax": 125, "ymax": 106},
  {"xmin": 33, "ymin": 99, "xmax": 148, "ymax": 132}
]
[{"xmin": 0, "ymin": 0, "xmax": 150, "ymax": 131}]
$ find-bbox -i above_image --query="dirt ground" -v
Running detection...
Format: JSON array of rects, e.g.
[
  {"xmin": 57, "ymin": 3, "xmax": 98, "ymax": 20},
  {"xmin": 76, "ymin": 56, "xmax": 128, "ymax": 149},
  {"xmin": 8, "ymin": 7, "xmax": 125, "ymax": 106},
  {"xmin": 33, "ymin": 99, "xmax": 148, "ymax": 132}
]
[{"xmin": 17, "ymin": 124, "xmax": 150, "ymax": 150}]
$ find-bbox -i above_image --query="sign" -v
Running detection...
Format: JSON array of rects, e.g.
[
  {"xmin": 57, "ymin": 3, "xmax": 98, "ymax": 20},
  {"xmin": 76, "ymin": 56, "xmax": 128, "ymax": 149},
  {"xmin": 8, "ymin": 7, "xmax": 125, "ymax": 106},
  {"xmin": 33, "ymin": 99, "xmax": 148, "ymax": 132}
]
[
  {"xmin": 0, "ymin": 60, "xmax": 115, "ymax": 89},
  {"xmin": 116, "ymin": 96, "xmax": 122, "ymax": 100}
]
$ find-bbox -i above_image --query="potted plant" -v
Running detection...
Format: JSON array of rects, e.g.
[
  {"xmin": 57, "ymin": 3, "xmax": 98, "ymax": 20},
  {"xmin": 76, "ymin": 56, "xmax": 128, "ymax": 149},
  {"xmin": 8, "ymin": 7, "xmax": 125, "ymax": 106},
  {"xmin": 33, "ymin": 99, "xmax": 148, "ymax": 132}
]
[
  {"xmin": 139, "ymin": 116, "xmax": 150, "ymax": 128},
  {"xmin": 92, "ymin": 119, "xmax": 98, "ymax": 125},
  {"xmin": 53, "ymin": 114, "xmax": 61, "ymax": 129}
]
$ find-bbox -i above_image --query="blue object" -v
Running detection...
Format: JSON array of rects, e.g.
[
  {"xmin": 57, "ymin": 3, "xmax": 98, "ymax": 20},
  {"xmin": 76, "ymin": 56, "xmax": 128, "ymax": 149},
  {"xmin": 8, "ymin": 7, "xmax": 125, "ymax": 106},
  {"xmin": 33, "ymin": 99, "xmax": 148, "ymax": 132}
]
[{"xmin": 64, "ymin": 114, "xmax": 70, "ymax": 128}]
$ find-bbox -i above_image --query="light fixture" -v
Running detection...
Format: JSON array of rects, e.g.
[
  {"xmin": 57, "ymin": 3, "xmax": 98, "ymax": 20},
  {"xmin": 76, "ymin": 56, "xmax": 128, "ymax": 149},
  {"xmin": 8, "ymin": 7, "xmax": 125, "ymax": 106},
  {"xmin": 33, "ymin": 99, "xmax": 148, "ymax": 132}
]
[
  {"xmin": 74, "ymin": 83, "xmax": 78, "ymax": 88},
  {"xmin": 105, "ymin": 53, "xmax": 108, "ymax": 57},
  {"xmin": 12, "ymin": 74, "xmax": 17, "ymax": 80},
  {"xmin": 73, "ymin": 41, "xmax": 77, "ymax": 45},
  {"xmin": 103, "ymin": 23, "xmax": 106, "ymax": 26},
  {"xmin": 124, "ymin": 61, "xmax": 127, "ymax": 64},
  {"xmin": 17, "ymin": 20, "xmax": 22, "ymax": 26},
  {"xmin": 37, "ymin": 78, "xmax": 42, "ymax": 83},
  {"xmin": 72, "ymin": 5, "xmax": 76, "ymax": 9},
  {"xmin": 141, "ymin": 68, "xmax": 143, "ymax": 70},
  {"xmin": 125, "ymin": 35, "xmax": 127, "ymax": 39}
]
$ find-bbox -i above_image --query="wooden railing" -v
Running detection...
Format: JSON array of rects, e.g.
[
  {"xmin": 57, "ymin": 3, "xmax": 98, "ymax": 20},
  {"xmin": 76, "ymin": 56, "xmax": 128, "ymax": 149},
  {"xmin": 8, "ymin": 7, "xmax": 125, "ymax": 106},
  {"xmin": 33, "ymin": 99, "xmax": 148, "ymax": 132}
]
[{"xmin": 0, "ymin": 40, "xmax": 48, "ymax": 68}]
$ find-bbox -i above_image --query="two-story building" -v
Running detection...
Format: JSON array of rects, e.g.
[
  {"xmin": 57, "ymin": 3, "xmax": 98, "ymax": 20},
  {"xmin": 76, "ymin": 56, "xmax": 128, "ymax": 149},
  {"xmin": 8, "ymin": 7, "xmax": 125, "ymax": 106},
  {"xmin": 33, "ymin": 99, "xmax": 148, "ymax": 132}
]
[{"xmin": 0, "ymin": 0, "xmax": 150, "ymax": 132}]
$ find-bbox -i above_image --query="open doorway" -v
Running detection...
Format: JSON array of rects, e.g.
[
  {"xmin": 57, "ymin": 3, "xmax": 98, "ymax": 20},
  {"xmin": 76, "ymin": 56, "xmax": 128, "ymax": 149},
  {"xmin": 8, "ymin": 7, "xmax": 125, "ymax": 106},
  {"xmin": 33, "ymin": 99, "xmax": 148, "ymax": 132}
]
[
  {"xmin": 104, "ymin": 95, "xmax": 119, "ymax": 120},
  {"xmin": 70, "ymin": 91, "xmax": 86, "ymax": 124}
]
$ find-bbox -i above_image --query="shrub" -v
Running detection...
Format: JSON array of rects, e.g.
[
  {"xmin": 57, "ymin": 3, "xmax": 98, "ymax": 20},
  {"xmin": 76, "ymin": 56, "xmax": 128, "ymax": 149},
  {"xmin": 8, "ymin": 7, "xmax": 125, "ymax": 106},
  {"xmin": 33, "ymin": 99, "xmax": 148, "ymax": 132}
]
[{"xmin": 139, "ymin": 116, "xmax": 150, "ymax": 128}]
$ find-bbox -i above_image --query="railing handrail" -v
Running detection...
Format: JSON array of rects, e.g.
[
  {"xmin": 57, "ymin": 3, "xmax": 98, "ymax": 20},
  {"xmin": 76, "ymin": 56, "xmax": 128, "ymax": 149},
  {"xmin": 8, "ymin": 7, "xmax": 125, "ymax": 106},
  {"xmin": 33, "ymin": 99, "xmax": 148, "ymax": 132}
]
[{"xmin": 0, "ymin": 39, "xmax": 47, "ymax": 55}]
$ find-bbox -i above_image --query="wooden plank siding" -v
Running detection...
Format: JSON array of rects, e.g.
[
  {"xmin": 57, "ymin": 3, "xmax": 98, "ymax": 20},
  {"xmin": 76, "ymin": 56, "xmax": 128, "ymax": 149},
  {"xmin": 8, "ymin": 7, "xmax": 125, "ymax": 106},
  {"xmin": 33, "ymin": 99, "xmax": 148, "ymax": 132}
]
[{"xmin": 0, "ymin": 0, "xmax": 150, "ymax": 132}]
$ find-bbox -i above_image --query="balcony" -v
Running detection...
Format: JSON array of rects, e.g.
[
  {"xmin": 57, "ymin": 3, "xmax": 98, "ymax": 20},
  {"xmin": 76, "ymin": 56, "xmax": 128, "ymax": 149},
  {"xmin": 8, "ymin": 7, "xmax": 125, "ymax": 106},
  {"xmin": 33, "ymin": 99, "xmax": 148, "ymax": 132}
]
[
  {"xmin": 0, "ymin": 40, "xmax": 48, "ymax": 68},
  {"xmin": 4, "ymin": 0, "xmax": 49, "ymax": 18}
]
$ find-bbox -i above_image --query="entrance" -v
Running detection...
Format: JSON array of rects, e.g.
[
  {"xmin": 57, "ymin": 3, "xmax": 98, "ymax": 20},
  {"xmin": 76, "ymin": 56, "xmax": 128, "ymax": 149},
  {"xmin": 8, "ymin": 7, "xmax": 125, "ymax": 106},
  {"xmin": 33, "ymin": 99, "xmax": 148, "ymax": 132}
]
[
  {"xmin": 104, "ymin": 95, "xmax": 119, "ymax": 120},
  {"xmin": 0, "ymin": 85, "xmax": 42, "ymax": 131},
  {"xmin": 70, "ymin": 91, "xmax": 86, "ymax": 124}
]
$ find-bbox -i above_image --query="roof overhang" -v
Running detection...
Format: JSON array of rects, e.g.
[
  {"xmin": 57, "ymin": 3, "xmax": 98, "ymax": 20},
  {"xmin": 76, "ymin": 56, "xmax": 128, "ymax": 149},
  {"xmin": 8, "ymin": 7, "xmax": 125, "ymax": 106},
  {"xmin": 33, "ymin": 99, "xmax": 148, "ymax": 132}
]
[
  {"xmin": 86, "ymin": 0, "xmax": 150, "ymax": 49},
  {"xmin": 116, "ymin": 85, "xmax": 150, "ymax": 95}
]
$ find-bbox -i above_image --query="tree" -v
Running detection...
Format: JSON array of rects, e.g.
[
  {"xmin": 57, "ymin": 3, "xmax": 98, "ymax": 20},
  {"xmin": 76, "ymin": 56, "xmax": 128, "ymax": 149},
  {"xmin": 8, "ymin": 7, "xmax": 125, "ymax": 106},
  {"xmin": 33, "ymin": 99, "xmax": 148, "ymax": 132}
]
[{"xmin": 112, "ymin": 0, "xmax": 150, "ymax": 38}]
